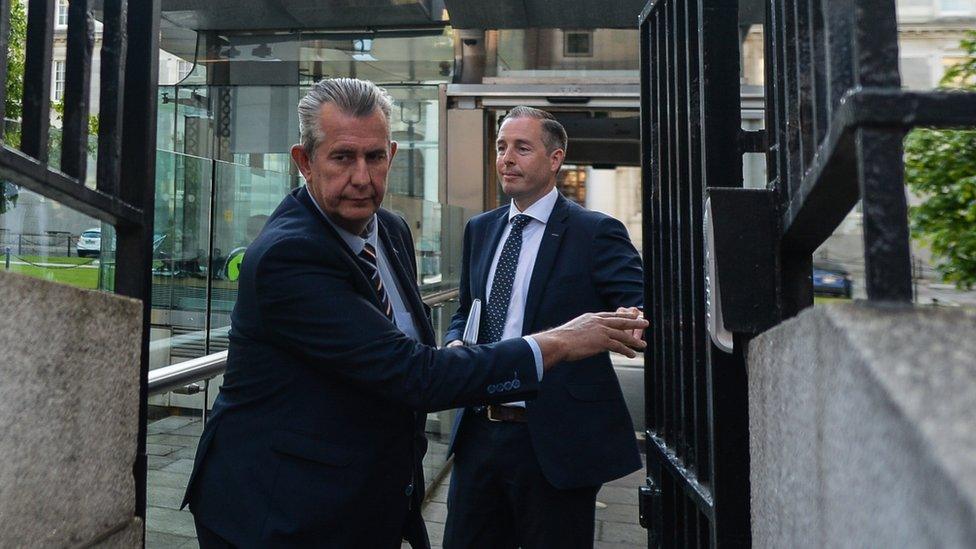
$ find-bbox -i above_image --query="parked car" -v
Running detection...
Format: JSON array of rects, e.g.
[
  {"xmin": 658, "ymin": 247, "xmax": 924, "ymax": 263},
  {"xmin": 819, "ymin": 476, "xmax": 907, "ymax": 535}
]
[
  {"xmin": 76, "ymin": 227, "xmax": 167, "ymax": 259},
  {"xmin": 813, "ymin": 263, "xmax": 853, "ymax": 298},
  {"xmin": 76, "ymin": 227, "xmax": 102, "ymax": 257}
]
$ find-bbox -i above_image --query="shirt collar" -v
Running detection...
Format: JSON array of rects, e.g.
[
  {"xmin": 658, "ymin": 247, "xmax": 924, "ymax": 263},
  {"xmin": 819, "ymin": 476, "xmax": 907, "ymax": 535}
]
[
  {"xmin": 306, "ymin": 185, "xmax": 376, "ymax": 255},
  {"xmin": 508, "ymin": 186, "xmax": 559, "ymax": 225}
]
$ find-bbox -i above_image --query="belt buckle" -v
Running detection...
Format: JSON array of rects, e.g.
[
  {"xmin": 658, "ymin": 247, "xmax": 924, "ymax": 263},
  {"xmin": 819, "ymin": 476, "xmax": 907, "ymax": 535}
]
[{"xmin": 486, "ymin": 406, "xmax": 502, "ymax": 422}]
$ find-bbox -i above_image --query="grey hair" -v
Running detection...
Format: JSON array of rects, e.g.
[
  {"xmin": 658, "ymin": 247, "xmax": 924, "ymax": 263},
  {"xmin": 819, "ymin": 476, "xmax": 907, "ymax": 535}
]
[
  {"xmin": 297, "ymin": 77, "xmax": 394, "ymax": 157},
  {"xmin": 503, "ymin": 106, "xmax": 568, "ymax": 155}
]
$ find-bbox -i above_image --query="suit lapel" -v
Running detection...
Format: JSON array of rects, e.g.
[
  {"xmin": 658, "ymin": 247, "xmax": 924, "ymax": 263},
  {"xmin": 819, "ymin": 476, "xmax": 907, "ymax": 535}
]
[
  {"xmin": 295, "ymin": 187, "xmax": 379, "ymax": 306},
  {"xmin": 476, "ymin": 209, "xmax": 511, "ymax": 301},
  {"xmin": 377, "ymin": 214, "xmax": 437, "ymax": 345},
  {"xmin": 522, "ymin": 195, "xmax": 571, "ymax": 335}
]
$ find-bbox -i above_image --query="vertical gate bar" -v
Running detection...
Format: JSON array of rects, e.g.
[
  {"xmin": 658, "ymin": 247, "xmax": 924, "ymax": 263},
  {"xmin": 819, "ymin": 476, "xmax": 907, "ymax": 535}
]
[
  {"xmin": 115, "ymin": 0, "xmax": 160, "ymax": 524},
  {"xmin": 823, "ymin": 0, "xmax": 854, "ymax": 117},
  {"xmin": 658, "ymin": 7, "xmax": 675, "ymax": 447},
  {"xmin": 676, "ymin": 0, "xmax": 698, "ymax": 471},
  {"xmin": 705, "ymin": 339, "xmax": 751, "ymax": 546},
  {"xmin": 653, "ymin": 10, "xmax": 667, "ymax": 446},
  {"xmin": 851, "ymin": 0, "xmax": 912, "ymax": 302},
  {"xmin": 0, "ymin": 0, "xmax": 12, "ymax": 127},
  {"xmin": 852, "ymin": 0, "xmax": 901, "ymax": 88},
  {"xmin": 20, "ymin": 0, "xmax": 55, "ymax": 163},
  {"xmin": 60, "ymin": 0, "xmax": 95, "ymax": 181},
  {"xmin": 665, "ymin": 0, "xmax": 681, "ymax": 457},
  {"xmin": 764, "ymin": 0, "xmax": 785, "ymax": 194},
  {"xmin": 685, "ymin": 0, "xmax": 708, "ymax": 484},
  {"xmin": 650, "ymin": 10, "xmax": 666, "ymax": 442},
  {"xmin": 856, "ymin": 129, "xmax": 913, "ymax": 301},
  {"xmin": 781, "ymin": 0, "xmax": 802, "ymax": 194},
  {"xmin": 793, "ymin": 0, "xmax": 815, "ymax": 171},
  {"xmin": 640, "ymin": 5, "xmax": 655, "ymax": 446},
  {"xmin": 686, "ymin": 0, "xmax": 711, "ymax": 485},
  {"xmin": 96, "ymin": 0, "xmax": 127, "ymax": 197},
  {"xmin": 807, "ymin": 0, "xmax": 828, "ymax": 145},
  {"xmin": 670, "ymin": 0, "xmax": 690, "ymax": 464},
  {"xmin": 700, "ymin": 0, "xmax": 750, "ymax": 544}
]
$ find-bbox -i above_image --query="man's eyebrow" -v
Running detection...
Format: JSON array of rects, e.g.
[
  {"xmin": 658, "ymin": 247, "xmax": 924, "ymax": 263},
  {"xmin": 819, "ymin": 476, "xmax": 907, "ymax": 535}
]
[{"xmin": 496, "ymin": 138, "xmax": 532, "ymax": 146}]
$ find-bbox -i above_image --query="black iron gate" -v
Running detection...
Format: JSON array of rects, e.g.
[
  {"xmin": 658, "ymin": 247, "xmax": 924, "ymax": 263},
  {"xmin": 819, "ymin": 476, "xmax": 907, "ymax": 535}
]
[
  {"xmin": 0, "ymin": 0, "xmax": 160, "ymax": 528},
  {"xmin": 638, "ymin": 0, "xmax": 976, "ymax": 546}
]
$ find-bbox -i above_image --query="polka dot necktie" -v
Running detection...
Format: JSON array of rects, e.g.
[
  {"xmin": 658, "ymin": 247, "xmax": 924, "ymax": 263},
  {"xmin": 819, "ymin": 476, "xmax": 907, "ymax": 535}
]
[
  {"xmin": 358, "ymin": 242, "xmax": 394, "ymax": 321},
  {"xmin": 480, "ymin": 214, "xmax": 532, "ymax": 344}
]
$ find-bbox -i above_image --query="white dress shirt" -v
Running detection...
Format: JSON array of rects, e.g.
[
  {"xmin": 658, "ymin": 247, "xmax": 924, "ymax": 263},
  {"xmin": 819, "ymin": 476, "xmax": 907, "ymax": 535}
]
[{"xmin": 484, "ymin": 186, "xmax": 559, "ymax": 406}]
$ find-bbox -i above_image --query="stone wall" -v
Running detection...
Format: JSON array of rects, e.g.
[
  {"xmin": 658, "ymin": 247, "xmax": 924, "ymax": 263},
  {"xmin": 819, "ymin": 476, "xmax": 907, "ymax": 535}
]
[
  {"xmin": 748, "ymin": 302, "xmax": 976, "ymax": 548},
  {"xmin": 0, "ymin": 271, "xmax": 143, "ymax": 547}
]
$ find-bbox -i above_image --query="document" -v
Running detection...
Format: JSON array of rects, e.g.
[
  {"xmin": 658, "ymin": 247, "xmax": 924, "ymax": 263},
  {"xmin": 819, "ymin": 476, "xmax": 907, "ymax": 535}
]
[{"xmin": 461, "ymin": 298, "xmax": 482, "ymax": 345}]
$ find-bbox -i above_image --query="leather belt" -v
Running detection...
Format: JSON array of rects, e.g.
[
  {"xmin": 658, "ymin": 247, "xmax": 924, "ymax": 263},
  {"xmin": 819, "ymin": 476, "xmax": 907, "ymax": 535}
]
[{"xmin": 486, "ymin": 404, "xmax": 527, "ymax": 423}]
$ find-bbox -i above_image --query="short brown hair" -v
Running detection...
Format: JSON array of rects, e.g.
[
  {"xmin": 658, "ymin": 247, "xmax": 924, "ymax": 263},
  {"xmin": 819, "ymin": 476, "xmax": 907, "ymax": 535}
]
[{"xmin": 502, "ymin": 106, "xmax": 568, "ymax": 155}]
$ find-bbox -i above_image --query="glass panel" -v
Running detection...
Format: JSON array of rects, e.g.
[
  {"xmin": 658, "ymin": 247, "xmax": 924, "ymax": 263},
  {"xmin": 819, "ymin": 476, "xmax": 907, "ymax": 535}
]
[
  {"xmin": 298, "ymin": 30, "xmax": 454, "ymax": 84},
  {"xmin": 386, "ymin": 85, "xmax": 441, "ymax": 202},
  {"xmin": 0, "ymin": 185, "xmax": 109, "ymax": 291},
  {"xmin": 147, "ymin": 151, "xmax": 214, "ymax": 372}
]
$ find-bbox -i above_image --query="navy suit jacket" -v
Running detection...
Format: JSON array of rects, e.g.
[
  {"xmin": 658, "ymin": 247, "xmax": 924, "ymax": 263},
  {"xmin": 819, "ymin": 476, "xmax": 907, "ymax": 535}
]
[
  {"xmin": 183, "ymin": 186, "xmax": 540, "ymax": 548},
  {"xmin": 446, "ymin": 194, "xmax": 643, "ymax": 489}
]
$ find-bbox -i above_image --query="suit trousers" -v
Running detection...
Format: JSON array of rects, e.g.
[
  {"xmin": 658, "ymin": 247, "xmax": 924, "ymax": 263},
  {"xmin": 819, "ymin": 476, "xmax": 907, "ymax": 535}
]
[{"xmin": 443, "ymin": 410, "xmax": 600, "ymax": 549}]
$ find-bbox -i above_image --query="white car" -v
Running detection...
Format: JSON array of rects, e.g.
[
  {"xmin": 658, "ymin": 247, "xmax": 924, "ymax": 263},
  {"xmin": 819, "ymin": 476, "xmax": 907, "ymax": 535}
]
[{"xmin": 76, "ymin": 227, "xmax": 101, "ymax": 257}]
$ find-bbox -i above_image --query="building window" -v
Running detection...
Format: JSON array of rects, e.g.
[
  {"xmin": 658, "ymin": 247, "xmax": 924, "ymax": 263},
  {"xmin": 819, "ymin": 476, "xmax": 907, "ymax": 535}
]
[
  {"xmin": 54, "ymin": 60, "xmax": 65, "ymax": 101},
  {"xmin": 57, "ymin": 0, "xmax": 69, "ymax": 27},
  {"xmin": 178, "ymin": 59, "xmax": 193, "ymax": 80},
  {"xmin": 564, "ymin": 31, "xmax": 594, "ymax": 57},
  {"xmin": 938, "ymin": 0, "xmax": 974, "ymax": 15}
]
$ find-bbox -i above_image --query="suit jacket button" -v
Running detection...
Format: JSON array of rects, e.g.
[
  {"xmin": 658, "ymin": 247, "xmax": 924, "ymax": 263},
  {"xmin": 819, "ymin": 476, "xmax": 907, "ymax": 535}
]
[{"xmin": 405, "ymin": 484, "xmax": 414, "ymax": 496}]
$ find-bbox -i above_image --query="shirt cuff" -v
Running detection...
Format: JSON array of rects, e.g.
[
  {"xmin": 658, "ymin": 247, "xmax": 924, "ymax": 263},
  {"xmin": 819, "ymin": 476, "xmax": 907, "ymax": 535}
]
[{"xmin": 522, "ymin": 336, "xmax": 544, "ymax": 381}]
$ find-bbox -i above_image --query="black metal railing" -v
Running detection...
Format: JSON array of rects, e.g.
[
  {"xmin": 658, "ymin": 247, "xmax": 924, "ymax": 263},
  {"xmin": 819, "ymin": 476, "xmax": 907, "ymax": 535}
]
[
  {"xmin": 0, "ymin": 0, "xmax": 160, "ymax": 524},
  {"xmin": 638, "ymin": 0, "xmax": 975, "ymax": 546}
]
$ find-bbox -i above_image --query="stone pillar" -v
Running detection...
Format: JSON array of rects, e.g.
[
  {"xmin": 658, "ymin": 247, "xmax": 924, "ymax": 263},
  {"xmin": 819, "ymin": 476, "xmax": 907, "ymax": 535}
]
[
  {"xmin": 748, "ymin": 303, "xmax": 976, "ymax": 548},
  {"xmin": 0, "ymin": 272, "xmax": 144, "ymax": 547}
]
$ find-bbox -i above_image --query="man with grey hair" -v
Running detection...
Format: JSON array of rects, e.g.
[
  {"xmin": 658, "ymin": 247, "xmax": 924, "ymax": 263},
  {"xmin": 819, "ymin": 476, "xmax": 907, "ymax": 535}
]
[
  {"xmin": 182, "ymin": 80, "xmax": 646, "ymax": 547},
  {"xmin": 443, "ymin": 105, "xmax": 644, "ymax": 548}
]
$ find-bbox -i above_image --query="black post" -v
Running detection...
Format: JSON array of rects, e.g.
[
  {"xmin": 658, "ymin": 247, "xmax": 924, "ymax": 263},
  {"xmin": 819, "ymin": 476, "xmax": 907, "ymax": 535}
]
[{"xmin": 4, "ymin": 246, "xmax": 9, "ymax": 269}]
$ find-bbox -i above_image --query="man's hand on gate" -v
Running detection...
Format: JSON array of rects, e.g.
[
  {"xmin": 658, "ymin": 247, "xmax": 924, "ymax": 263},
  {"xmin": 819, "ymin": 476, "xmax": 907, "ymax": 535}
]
[
  {"xmin": 615, "ymin": 306, "xmax": 646, "ymax": 342},
  {"xmin": 531, "ymin": 311, "xmax": 648, "ymax": 371}
]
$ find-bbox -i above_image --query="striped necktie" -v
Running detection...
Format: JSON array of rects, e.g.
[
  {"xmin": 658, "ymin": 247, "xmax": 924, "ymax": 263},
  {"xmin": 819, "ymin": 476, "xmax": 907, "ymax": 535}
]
[{"xmin": 358, "ymin": 241, "xmax": 394, "ymax": 321}]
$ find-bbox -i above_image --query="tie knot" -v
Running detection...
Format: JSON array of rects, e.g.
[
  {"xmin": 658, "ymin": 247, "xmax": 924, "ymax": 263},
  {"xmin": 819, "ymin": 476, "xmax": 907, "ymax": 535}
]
[
  {"xmin": 359, "ymin": 242, "xmax": 377, "ymax": 264},
  {"xmin": 511, "ymin": 214, "xmax": 531, "ymax": 232}
]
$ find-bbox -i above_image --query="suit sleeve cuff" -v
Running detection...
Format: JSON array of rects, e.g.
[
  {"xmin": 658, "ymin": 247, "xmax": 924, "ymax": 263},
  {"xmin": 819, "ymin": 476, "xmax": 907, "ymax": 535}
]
[{"xmin": 522, "ymin": 336, "xmax": 544, "ymax": 381}]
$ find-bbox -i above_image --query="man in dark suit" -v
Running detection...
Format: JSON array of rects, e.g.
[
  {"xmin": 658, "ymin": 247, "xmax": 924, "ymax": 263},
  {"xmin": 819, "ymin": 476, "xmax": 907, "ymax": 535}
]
[
  {"xmin": 443, "ymin": 106, "xmax": 645, "ymax": 548},
  {"xmin": 181, "ymin": 79, "xmax": 647, "ymax": 548}
]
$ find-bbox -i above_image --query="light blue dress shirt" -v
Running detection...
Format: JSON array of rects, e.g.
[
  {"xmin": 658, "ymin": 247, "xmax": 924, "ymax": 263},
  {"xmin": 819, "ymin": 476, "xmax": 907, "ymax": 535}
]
[{"xmin": 308, "ymin": 193, "xmax": 420, "ymax": 341}]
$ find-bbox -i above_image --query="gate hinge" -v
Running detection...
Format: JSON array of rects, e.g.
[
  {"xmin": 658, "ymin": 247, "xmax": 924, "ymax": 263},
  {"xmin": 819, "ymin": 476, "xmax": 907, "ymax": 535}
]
[{"xmin": 638, "ymin": 479, "xmax": 661, "ymax": 530}]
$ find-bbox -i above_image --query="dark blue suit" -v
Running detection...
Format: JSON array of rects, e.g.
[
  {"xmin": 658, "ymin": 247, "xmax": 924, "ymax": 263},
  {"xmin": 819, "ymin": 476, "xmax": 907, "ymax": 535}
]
[
  {"xmin": 444, "ymin": 194, "xmax": 643, "ymax": 546},
  {"xmin": 183, "ymin": 187, "xmax": 540, "ymax": 548}
]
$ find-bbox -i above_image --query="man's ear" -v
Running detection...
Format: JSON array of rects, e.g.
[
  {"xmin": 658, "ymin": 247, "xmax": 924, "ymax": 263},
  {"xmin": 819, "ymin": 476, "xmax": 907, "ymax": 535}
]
[
  {"xmin": 388, "ymin": 140, "xmax": 399, "ymax": 165},
  {"xmin": 550, "ymin": 148, "xmax": 565, "ymax": 172},
  {"xmin": 291, "ymin": 144, "xmax": 312, "ymax": 179}
]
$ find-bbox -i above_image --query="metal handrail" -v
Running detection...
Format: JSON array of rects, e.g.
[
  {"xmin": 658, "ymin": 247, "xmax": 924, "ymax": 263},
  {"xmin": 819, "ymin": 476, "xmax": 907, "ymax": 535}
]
[{"xmin": 147, "ymin": 288, "xmax": 460, "ymax": 396}]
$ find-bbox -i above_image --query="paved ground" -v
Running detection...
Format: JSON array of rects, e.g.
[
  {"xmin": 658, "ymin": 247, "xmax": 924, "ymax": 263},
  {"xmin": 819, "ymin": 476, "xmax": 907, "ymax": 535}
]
[
  {"xmin": 146, "ymin": 415, "xmax": 647, "ymax": 548},
  {"xmin": 144, "ymin": 415, "xmax": 453, "ymax": 548},
  {"xmin": 411, "ymin": 459, "xmax": 648, "ymax": 549}
]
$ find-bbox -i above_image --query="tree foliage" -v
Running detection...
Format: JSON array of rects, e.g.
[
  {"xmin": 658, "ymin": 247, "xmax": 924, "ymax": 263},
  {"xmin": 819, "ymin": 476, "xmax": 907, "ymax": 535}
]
[
  {"xmin": 0, "ymin": 0, "xmax": 25, "ymax": 214},
  {"xmin": 5, "ymin": 0, "xmax": 26, "ymax": 122},
  {"xmin": 904, "ymin": 31, "xmax": 976, "ymax": 289}
]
